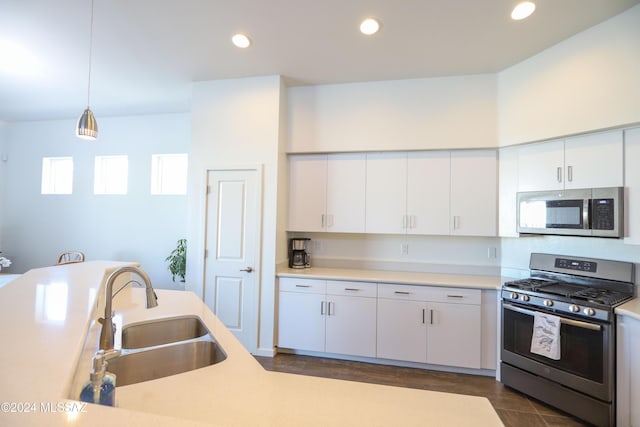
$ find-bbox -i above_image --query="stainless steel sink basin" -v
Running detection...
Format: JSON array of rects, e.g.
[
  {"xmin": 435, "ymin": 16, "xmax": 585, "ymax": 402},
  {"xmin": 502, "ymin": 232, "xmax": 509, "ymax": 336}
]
[
  {"xmin": 107, "ymin": 340, "xmax": 227, "ymax": 387},
  {"xmin": 122, "ymin": 316, "xmax": 209, "ymax": 349}
]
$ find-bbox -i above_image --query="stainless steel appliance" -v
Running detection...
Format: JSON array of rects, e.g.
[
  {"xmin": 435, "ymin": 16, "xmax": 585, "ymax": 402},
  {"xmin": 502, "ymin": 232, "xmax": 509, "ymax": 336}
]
[
  {"xmin": 288, "ymin": 238, "xmax": 310, "ymax": 269},
  {"xmin": 516, "ymin": 187, "xmax": 623, "ymax": 237},
  {"xmin": 501, "ymin": 253, "xmax": 635, "ymax": 427}
]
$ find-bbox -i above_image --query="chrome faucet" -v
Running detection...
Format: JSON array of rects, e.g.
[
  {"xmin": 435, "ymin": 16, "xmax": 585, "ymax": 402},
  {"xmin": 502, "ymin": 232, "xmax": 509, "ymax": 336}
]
[{"xmin": 98, "ymin": 266, "xmax": 158, "ymax": 351}]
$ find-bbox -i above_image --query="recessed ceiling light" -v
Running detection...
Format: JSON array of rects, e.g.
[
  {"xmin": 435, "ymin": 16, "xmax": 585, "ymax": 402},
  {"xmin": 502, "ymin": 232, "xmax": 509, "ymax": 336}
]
[
  {"xmin": 360, "ymin": 18, "xmax": 380, "ymax": 35},
  {"xmin": 511, "ymin": 2, "xmax": 536, "ymax": 20},
  {"xmin": 232, "ymin": 33, "xmax": 251, "ymax": 48}
]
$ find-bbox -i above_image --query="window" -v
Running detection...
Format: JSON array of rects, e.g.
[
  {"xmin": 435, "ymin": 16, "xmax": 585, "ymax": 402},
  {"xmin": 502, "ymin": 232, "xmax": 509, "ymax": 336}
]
[
  {"xmin": 151, "ymin": 154, "xmax": 188, "ymax": 195},
  {"xmin": 41, "ymin": 157, "xmax": 73, "ymax": 194},
  {"xmin": 94, "ymin": 155, "xmax": 128, "ymax": 195}
]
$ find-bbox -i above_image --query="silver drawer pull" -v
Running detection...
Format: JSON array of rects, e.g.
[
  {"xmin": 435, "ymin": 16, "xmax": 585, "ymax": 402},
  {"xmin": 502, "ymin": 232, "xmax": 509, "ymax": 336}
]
[
  {"xmin": 447, "ymin": 295, "xmax": 464, "ymax": 298},
  {"xmin": 394, "ymin": 291, "xmax": 411, "ymax": 295},
  {"xmin": 295, "ymin": 284, "xmax": 311, "ymax": 288},
  {"xmin": 344, "ymin": 288, "xmax": 360, "ymax": 291}
]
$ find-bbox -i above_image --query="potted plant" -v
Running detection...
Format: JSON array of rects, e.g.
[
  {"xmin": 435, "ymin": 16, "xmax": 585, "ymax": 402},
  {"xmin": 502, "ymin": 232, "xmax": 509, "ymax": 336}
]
[{"xmin": 165, "ymin": 239, "xmax": 186, "ymax": 282}]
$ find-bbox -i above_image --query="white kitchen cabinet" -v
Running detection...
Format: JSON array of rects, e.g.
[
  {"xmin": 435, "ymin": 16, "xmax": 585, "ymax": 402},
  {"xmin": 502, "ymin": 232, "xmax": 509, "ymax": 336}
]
[
  {"xmin": 617, "ymin": 313, "xmax": 640, "ymax": 427},
  {"xmin": 325, "ymin": 281, "xmax": 377, "ymax": 357},
  {"xmin": 517, "ymin": 130, "xmax": 623, "ymax": 192},
  {"xmin": 278, "ymin": 278, "xmax": 376, "ymax": 357},
  {"xmin": 450, "ymin": 150, "xmax": 497, "ymax": 236},
  {"xmin": 624, "ymin": 127, "xmax": 640, "ymax": 245},
  {"xmin": 408, "ymin": 151, "xmax": 451, "ymax": 235},
  {"xmin": 377, "ymin": 284, "xmax": 482, "ymax": 369},
  {"xmin": 365, "ymin": 152, "xmax": 408, "ymax": 234},
  {"xmin": 365, "ymin": 151, "xmax": 450, "ymax": 235},
  {"xmin": 288, "ymin": 154, "xmax": 327, "ymax": 232},
  {"xmin": 278, "ymin": 278, "xmax": 326, "ymax": 352},
  {"xmin": 288, "ymin": 153, "xmax": 366, "ymax": 233},
  {"xmin": 498, "ymin": 147, "xmax": 519, "ymax": 237}
]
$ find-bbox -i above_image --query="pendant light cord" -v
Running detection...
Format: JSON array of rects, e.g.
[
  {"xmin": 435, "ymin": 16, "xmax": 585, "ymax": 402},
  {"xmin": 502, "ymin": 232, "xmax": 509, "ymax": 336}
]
[{"xmin": 86, "ymin": 0, "xmax": 95, "ymax": 107}]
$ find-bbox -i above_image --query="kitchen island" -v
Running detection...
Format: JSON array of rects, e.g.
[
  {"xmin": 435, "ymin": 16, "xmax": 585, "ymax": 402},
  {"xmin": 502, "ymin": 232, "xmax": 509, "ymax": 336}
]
[{"xmin": 0, "ymin": 261, "xmax": 503, "ymax": 426}]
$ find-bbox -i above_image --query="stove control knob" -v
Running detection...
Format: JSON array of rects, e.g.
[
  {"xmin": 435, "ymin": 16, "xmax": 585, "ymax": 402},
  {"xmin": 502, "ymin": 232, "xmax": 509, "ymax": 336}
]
[
  {"xmin": 520, "ymin": 295, "xmax": 530, "ymax": 302},
  {"xmin": 583, "ymin": 307, "xmax": 596, "ymax": 316},
  {"xmin": 543, "ymin": 299, "xmax": 553, "ymax": 307},
  {"xmin": 510, "ymin": 292, "xmax": 519, "ymax": 300},
  {"xmin": 569, "ymin": 304, "xmax": 580, "ymax": 313}
]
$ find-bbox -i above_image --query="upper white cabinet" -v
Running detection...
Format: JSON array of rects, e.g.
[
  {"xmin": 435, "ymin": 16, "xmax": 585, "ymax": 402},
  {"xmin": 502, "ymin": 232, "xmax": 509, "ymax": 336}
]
[
  {"xmin": 288, "ymin": 153, "xmax": 366, "ymax": 233},
  {"xmin": 450, "ymin": 150, "xmax": 497, "ymax": 236},
  {"xmin": 365, "ymin": 151, "xmax": 451, "ymax": 235},
  {"xmin": 518, "ymin": 130, "xmax": 623, "ymax": 192},
  {"xmin": 288, "ymin": 154, "xmax": 327, "ymax": 232},
  {"xmin": 365, "ymin": 152, "xmax": 408, "ymax": 234},
  {"xmin": 624, "ymin": 127, "xmax": 640, "ymax": 244}
]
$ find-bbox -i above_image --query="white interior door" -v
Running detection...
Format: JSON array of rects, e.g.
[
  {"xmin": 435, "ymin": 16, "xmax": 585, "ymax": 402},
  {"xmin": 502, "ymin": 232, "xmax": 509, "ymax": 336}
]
[{"xmin": 203, "ymin": 168, "xmax": 261, "ymax": 353}]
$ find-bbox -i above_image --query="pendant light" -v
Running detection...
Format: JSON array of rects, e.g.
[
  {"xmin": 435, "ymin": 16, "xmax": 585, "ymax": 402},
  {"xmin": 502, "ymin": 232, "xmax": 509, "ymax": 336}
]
[{"xmin": 76, "ymin": 0, "xmax": 98, "ymax": 140}]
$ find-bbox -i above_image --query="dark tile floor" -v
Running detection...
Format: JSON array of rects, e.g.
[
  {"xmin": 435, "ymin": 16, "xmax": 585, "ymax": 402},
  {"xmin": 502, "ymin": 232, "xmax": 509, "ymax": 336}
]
[{"xmin": 255, "ymin": 353, "xmax": 591, "ymax": 427}]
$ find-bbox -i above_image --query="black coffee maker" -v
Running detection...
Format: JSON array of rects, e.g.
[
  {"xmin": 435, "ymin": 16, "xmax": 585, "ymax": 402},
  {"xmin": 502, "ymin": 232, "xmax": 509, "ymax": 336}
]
[{"xmin": 288, "ymin": 238, "xmax": 311, "ymax": 269}]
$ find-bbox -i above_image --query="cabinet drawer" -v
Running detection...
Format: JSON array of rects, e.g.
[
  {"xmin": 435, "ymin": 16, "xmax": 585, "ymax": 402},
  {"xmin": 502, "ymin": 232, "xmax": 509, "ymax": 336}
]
[
  {"xmin": 279, "ymin": 278, "xmax": 326, "ymax": 294},
  {"xmin": 378, "ymin": 283, "xmax": 481, "ymax": 304},
  {"xmin": 326, "ymin": 280, "xmax": 377, "ymax": 298}
]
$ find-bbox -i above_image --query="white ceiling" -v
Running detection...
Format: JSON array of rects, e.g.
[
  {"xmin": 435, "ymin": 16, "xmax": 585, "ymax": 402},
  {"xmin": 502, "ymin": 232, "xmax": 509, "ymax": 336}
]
[{"xmin": 1, "ymin": 0, "xmax": 638, "ymax": 121}]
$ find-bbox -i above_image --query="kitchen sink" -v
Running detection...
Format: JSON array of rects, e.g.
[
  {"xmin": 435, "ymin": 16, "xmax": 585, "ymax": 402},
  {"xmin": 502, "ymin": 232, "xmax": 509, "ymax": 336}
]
[
  {"xmin": 107, "ymin": 340, "xmax": 227, "ymax": 387},
  {"xmin": 121, "ymin": 316, "xmax": 210, "ymax": 349}
]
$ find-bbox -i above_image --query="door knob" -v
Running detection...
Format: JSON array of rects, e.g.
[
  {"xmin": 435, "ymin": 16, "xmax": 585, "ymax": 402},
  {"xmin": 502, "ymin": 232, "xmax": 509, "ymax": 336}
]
[{"xmin": 240, "ymin": 267, "xmax": 253, "ymax": 273}]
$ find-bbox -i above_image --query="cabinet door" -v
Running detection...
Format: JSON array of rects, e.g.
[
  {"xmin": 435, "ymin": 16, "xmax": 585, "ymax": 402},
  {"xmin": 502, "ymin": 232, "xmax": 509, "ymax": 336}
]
[
  {"xmin": 407, "ymin": 151, "xmax": 451, "ymax": 235},
  {"xmin": 517, "ymin": 140, "xmax": 565, "ymax": 192},
  {"xmin": 365, "ymin": 152, "xmax": 407, "ymax": 234},
  {"xmin": 564, "ymin": 130, "xmax": 623, "ymax": 189},
  {"xmin": 288, "ymin": 155, "xmax": 327, "ymax": 231},
  {"xmin": 278, "ymin": 291, "xmax": 326, "ymax": 352},
  {"xmin": 426, "ymin": 302, "xmax": 481, "ymax": 369},
  {"xmin": 498, "ymin": 147, "xmax": 519, "ymax": 237},
  {"xmin": 325, "ymin": 294, "xmax": 377, "ymax": 357},
  {"xmin": 377, "ymin": 298, "xmax": 427, "ymax": 363},
  {"xmin": 326, "ymin": 153, "xmax": 366, "ymax": 232},
  {"xmin": 450, "ymin": 150, "xmax": 497, "ymax": 236},
  {"xmin": 624, "ymin": 127, "xmax": 640, "ymax": 244}
]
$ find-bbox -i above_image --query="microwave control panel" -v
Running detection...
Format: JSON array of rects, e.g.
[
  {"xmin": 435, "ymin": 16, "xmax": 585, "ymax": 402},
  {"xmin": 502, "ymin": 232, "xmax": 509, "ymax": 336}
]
[{"xmin": 591, "ymin": 198, "xmax": 615, "ymax": 230}]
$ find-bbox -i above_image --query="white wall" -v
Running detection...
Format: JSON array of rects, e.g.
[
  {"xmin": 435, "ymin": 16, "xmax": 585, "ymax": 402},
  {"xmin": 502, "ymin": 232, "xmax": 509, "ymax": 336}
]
[
  {"xmin": 187, "ymin": 75, "xmax": 286, "ymax": 355},
  {"xmin": 287, "ymin": 74, "xmax": 497, "ymax": 153},
  {"xmin": 498, "ymin": 4, "xmax": 640, "ymax": 146},
  {"xmin": 0, "ymin": 122, "xmax": 6, "ymax": 254},
  {"xmin": 0, "ymin": 113, "xmax": 190, "ymax": 289}
]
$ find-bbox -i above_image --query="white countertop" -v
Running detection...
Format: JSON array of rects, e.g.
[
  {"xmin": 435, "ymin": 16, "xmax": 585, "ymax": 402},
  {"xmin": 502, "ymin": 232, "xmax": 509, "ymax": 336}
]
[
  {"xmin": 616, "ymin": 298, "xmax": 640, "ymax": 321},
  {"xmin": 0, "ymin": 261, "xmax": 504, "ymax": 426},
  {"xmin": 277, "ymin": 266, "xmax": 504, "ymax": 290}
]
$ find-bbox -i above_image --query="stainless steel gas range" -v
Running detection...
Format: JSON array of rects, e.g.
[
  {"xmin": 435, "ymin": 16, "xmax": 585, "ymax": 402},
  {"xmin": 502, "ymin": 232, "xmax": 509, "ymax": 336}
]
[{"xmin": 501, "ymin": 253, "xmax": 635, "ymax": 427}]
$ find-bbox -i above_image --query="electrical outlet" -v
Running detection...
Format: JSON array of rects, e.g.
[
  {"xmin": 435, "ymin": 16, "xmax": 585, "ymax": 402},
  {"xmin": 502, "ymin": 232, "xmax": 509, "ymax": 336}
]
[
  {"xmin": 313, "ymin": 240, "xmax": 322, "ymax": 252},
  {"xmin": 400, "ymin": 243, "xmax": 409, "ymax": 255}
]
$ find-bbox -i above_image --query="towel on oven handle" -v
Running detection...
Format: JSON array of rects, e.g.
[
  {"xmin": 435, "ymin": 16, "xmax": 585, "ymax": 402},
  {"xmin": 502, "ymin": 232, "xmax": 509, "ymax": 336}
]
[{"xmin": 530, "ymin": 312, "xmax": 561, "ymax": 360}]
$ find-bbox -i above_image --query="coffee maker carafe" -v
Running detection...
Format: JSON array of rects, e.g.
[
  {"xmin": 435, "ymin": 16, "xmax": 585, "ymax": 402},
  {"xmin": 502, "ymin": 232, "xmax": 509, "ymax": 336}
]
[{"xmin": 288, "ymin": 238, "xmax": 311, "ymax": 269}]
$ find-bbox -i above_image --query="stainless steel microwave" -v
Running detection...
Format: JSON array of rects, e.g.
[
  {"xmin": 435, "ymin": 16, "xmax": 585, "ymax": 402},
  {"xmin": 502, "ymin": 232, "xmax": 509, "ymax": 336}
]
[{"xmin": 516, "ymin": 187, "xmax": 624, "ymax": 237}]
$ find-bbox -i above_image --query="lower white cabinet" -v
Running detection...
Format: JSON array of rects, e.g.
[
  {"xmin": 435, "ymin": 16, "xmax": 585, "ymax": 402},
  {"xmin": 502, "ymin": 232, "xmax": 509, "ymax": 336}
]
[
  {"xmin": 617, "ymin": 313, "xmax": 640, "ymax": 427},
  {"xmin": 278, "ymin": 278, "xmax": 487, "ymax": 371},
  {"xmin": 377, "ymin": 284, "xmax": 482, "ymax": 369},
  {"xmin": 278, "ymin": 278, "xmax": 377, "ymax": 358}
]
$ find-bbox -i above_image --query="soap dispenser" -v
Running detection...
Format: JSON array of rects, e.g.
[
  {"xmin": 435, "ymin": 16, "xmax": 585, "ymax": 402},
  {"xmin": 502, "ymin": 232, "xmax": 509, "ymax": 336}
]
[{"xmin": 79, "ymin": 350, "xmax": 116, "ymax": 406}]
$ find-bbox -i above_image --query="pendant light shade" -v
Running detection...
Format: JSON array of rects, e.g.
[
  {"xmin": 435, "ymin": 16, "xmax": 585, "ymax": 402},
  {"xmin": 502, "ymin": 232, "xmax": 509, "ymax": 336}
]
[
  {"xmin": 76, "ymin": 0, "xmax": 98, "ymax": 140},
  {"xmin": 76, "ymin": 107, "xmax": 98, "ymax": 140}
]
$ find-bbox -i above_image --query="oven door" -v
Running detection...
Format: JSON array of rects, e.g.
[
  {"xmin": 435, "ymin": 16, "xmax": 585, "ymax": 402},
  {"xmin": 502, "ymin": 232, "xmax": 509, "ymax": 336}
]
[{"xmin": 502, "ymin": 302, "xmax": 613, "ymax": 402}]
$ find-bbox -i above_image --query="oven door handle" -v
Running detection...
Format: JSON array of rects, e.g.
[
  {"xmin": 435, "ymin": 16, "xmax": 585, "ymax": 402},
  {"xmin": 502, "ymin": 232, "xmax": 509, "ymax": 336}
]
[{"xmin": 503, "ymin": 303, "xmax": 602, "ymax": 331}]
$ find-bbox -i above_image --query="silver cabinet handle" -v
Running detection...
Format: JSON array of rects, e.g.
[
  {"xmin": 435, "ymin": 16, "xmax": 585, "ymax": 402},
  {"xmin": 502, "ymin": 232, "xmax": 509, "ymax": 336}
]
[
  {"xmin": 295, "ymin": 284, "xmax": 311, "ymax": 288},
  {"xmin": 394, "ymin": 291, "xmax": 411, "ymax": 295},
  {"xmin": 344, "ymin": 288, "xmax": 360, "ymax": 292},
  {"xmin": 402, "ymin": 215, "xmax": 407, "ymax": 229},
  {"xmin": 320, "ymin": 301, "xmax": 326, "ymax": 315},
  {"xmin": 327, "ymin": 301, "xmax": 334, "ymax": 316},
  {"xmin": 453, "ymin": 216, "xmax": 460, "ymax": 230},
  {"xmin": 240, "ymin": 267, "xmax": 253, "ymax": 273},
  {"xmin": 422, "ymin": 308, "xmax": 426, "ymax": 324},
  {"xmin": 446, "ymin": 295, "xmax": 464, "ymax": 299},
  {"xmin": 557, "ymin": 166, "xmax": 562, "ymax": 183},
  {"xmin": 321, "ymin": 214, "xmax": 325, "ymax": 228},
  {"xmin": 567, "ymin": 165, "xmax": 573, "ymax": 182},
  {"xmin": 430, "ymin": 309, "xmax": 434, "ymax": 325}
]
